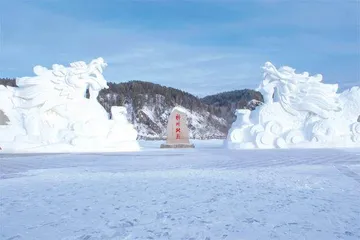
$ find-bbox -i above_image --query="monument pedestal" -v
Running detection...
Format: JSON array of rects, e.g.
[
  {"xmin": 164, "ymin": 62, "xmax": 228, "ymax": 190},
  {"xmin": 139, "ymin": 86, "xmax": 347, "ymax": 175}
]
[{"xmin": 160, "ymin": 143, "xmax": 195, "ymax": 149}]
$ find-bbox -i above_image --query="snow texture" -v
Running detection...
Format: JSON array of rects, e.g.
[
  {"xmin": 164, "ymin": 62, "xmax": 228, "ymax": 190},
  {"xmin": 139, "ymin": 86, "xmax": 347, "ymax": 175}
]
[
  {"xmin": 226, "ymin": 62, "xmax": 360, "ymax": 149},
  {"xmin": 172, "ymin": 106, "xmax": 188, "ymax": 114},
  {"xmin": 0, "ymin": 58, "xmax": 139, "ymax": 153},
  {"xmin": 0, "ymin": 140, "xmax": 359, "ymax": 240}
]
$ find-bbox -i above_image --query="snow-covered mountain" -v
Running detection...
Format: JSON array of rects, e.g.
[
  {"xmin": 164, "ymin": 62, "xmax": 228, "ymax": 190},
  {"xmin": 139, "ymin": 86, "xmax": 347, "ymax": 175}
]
[
  {"xmin": 97, "ymin": 81, "xmax": 263, "ymax": 140},
  {"xmin": 99, "ymin": 92, "xmax": 228, "ymax": 140},
  {"xmin": 135, "ymin": 105, "xmax": 227, "ymax": 139}
]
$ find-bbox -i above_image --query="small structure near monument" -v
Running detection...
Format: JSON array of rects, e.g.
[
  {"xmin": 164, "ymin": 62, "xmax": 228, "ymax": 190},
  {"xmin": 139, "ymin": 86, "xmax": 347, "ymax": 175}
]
[{"xmin": 160, "ymin": 107, "xmax": 195, "ymax": 148}]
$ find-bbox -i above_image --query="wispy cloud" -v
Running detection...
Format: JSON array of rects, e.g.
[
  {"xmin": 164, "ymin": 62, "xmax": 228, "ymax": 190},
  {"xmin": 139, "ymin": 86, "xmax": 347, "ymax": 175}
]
[{"xmin": 0, "ymin": 0, "xmax": 358, "ymax": 96}]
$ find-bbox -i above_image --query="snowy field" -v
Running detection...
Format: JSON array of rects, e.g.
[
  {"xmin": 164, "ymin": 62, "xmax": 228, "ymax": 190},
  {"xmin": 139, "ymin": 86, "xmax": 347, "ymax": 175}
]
[{"xmin": 1, "ymin": 140, "xmax": 360, "ymax": 240}]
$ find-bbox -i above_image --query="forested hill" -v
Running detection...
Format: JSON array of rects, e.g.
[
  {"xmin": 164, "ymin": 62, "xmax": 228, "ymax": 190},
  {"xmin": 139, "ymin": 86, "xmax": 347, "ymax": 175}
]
[
  {"xmin": 0, "ymin": 78, "xmax": 263, "ymax": 139},
  {"xmin": 201, "ymin": 89, "xmax": 264, "ymax": 125},
  {"xmin": 202, "ymin": 89, "xmax": 263, "ymax": 108}
]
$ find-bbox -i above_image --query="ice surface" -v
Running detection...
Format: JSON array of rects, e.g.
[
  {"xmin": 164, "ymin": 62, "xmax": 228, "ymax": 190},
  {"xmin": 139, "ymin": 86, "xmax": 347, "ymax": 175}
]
[
  {"xmin": 1, "ymin": 140, "xmax": 359, "ymax": 240},
  {"xmin": 225, "ymin": 62, "xmax": 360, "ymax": 149},
  {"xmin": 0, "ymin": 58, "xmax": 139, "ymax": 153}
]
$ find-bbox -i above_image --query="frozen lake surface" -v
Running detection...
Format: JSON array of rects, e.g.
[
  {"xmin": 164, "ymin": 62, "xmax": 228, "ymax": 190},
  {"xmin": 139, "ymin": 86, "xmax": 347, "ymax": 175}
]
[{"xmin": 1, "ymin": 140, "xmax": 360, "ymax": 240}]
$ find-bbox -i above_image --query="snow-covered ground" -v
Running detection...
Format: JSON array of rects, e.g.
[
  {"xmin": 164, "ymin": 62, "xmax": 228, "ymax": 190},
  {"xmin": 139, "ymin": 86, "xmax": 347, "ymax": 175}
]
[{"xmin": 1, "ymin": 140, "xmax": 360, "ymax": 240}]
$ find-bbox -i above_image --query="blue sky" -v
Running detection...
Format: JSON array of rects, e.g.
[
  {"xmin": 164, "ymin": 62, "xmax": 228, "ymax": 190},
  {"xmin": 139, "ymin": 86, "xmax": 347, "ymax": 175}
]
[{"xmin": 0, "ymin": 0, "xmax": 359, "ymax": 96}]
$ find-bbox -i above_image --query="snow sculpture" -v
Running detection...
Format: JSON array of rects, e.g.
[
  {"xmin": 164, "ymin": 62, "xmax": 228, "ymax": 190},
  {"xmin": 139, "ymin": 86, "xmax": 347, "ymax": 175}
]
[
  {"xmin": 225, "ymin": 62, "xmax": 360, "ymax": 149},
  {"xmin": 0, "ymin": 58, "xmax": 140, "ymax": 152}
]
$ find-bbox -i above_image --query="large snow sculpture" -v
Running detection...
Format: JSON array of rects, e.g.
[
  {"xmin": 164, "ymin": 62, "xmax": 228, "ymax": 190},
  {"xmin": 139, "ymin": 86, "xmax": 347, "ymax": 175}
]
[
  {"xmin": 0, "ymin": 58, "xmax": 139, "ymax": 152},
  {"xmin": 225, "ymin": 62, "xmax": 360, "ymax": 149}
]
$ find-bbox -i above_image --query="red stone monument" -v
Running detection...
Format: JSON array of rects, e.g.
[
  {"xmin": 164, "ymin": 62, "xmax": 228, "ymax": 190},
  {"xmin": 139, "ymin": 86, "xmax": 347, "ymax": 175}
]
[{"xmin": 160, "ymin": 107, "xmax": 195, "ymax": 148}]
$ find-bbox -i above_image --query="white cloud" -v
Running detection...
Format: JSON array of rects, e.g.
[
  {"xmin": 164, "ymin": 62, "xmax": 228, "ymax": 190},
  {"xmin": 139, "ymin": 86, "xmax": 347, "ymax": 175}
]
[
  {"xmin": 103, "ymin": 44, "xmax": 264, "ymax": 96},
  {"xmin": 0, "ymin": 0, "xmax": 358, "ymax": 96},
  {"xmin": 0, "ymin": 1, "xmax": 267, "ymax": 96}
]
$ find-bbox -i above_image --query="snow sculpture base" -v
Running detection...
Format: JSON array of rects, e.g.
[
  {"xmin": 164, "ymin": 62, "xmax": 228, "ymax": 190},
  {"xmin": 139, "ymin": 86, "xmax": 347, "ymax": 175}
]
[
  {"xmin": 0, "ymin": 58, "xmax": 140, "ymax": 153},
  {"xmin": 225, "ymin": 62, "xmax": 360, "ymax": 149}
]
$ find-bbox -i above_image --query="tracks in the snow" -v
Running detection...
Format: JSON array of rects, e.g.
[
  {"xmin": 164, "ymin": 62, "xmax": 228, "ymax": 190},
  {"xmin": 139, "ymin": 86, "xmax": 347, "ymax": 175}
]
[{"xmin": 335, "ymin": 165, "xmax": 360, "ymax": 184}]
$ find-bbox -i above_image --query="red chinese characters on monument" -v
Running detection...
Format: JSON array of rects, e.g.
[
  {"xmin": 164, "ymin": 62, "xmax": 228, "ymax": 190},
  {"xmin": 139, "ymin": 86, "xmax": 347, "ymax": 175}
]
[
  {"xmin": 161, "ymin": 107, "xmax": 194, "ymax": 148},
  {"xmin": 175, "ymin": 113, "xmax": 181, "ymax": 139}
]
